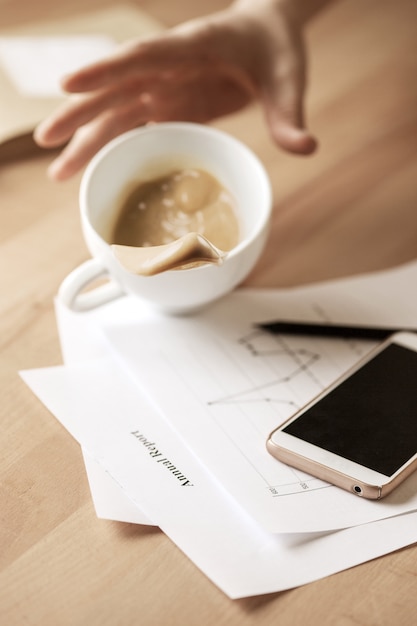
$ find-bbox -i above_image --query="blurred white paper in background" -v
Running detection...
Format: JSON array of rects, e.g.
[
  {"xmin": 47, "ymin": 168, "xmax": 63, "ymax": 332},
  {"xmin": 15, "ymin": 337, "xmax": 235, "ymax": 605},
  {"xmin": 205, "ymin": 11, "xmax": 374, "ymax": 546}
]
[{"xmin": 0, "ymin": 35, "xmax": 116, "ymax": 97}]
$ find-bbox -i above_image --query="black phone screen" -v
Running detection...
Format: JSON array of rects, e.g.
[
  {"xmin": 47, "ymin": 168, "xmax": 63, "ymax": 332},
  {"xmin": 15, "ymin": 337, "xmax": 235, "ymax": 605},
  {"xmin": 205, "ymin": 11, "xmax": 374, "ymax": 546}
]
[{"xmin": 282, "ymin": 343, "xmax": 417, "ymax": 476}]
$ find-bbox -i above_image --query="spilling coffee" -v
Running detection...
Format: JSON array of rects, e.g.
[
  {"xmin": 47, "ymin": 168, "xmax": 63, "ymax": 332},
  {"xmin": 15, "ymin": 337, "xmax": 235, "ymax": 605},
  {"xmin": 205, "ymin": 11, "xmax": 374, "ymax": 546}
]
[{"xmin": 109, "ymin": 168, "xmax": 240, "ymax": 252}]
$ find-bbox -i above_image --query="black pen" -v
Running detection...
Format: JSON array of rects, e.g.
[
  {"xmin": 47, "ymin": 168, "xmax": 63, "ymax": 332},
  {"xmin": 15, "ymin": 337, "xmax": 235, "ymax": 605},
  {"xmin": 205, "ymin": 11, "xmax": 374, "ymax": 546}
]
[{"xmin": 256, "ymin": 321, "xmax": 416, "ymax": 341}]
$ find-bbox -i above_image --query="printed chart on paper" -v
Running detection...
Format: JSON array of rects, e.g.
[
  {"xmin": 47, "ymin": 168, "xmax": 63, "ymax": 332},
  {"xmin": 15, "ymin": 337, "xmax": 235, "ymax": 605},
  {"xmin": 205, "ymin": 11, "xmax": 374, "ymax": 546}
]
[{"xmin": 104, "ymin": 297, "xmax": 382, "ymax": 532}]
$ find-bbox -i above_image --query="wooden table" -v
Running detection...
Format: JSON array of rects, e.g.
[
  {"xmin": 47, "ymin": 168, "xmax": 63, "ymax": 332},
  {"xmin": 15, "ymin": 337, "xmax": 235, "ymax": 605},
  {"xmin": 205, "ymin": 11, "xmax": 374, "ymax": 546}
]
[{"xmin": 1, "ymin": 0, "xmax": 417, "ymax": 624}]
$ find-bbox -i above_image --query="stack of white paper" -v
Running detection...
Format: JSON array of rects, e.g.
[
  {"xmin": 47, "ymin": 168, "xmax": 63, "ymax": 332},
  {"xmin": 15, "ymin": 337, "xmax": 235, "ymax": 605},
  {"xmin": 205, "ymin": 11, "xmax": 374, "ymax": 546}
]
[{"xmin": 21, "ymin": 260, "xmax": 417, "ymax": 598}]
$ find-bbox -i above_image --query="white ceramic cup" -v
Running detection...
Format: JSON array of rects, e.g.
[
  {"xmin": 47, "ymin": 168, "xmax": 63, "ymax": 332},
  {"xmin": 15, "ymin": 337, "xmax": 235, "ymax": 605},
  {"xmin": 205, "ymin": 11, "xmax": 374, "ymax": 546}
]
[{"xmin": 58, "ymin": 122, "xmax": 272, "ymax": 314}]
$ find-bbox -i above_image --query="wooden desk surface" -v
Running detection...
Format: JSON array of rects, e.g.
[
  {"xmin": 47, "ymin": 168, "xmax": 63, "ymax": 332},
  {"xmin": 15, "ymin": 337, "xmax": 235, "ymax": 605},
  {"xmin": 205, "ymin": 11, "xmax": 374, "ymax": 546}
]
[{"xmin": 1, "ymin": 0, "xmax": 416, "ymax": 624}]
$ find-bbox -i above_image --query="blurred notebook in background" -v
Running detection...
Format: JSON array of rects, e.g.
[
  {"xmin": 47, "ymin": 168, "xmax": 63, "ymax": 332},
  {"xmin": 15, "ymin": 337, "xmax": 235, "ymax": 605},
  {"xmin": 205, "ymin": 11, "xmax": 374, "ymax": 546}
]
[{"xmin": 0, "ymin": 5, "xmax": 162, "ymax": 160}]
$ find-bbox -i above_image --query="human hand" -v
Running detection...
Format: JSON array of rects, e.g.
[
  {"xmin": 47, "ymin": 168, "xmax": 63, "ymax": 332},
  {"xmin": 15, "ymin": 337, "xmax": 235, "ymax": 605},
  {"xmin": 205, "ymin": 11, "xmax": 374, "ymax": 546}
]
[{"xmin": 34, "ymin": 0, "xmax": 321, "ymax": 180}]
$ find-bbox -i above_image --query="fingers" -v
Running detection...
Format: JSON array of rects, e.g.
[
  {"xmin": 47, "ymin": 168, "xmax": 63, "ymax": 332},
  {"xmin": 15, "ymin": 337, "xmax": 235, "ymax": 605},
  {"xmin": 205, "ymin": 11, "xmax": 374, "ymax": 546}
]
[
  {"xmin": 260, "ymin": 36, "xmax": 318, "ymax": 155},
  {"xmin": 263, "ymin": 87, "xmax": 318, "ymax": 156},
  {"xmin": 34, "ymin": 77, "xmax": 156, "ymax": 148},
  {"xmin": 45, "ymin": 102, "xmax": 150, "ymax": 180},
  {"xmin": 34, "ymin": 95, "xmax": 100, "ymax": 148},
  {"xmin": 60, "ymin": 40, "xmax": 158, "ymax": 93},
  {"xmin": 61, "ymin": 26, "xmax": 205, "ymax": 93},
  {"xmin": 34, "ymin": 25, "xmax": 214, "ymax": 153},
  {"xmin": 42, "ymin": 73, "xmax": 251, "ymax": 180},
  {"xmin": 262, "ymin": 76, "xmax": 318, "ymax": 155}
]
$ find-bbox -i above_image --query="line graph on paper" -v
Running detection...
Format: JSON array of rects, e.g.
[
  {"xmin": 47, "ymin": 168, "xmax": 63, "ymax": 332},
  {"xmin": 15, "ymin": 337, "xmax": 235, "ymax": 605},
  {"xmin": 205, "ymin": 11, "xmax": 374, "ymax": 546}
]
[
  {"xmin": 202, "ymin": 328, "xmax": 323, "ymax": 496},
  {"xmin": 200, "ymin": 326, "xmax": 372, "ymax": 497},
  {"xmin": 208, "ymin": 329, "xmax": 321, "ymax": 410},
  {"xmin": 104, "ymin": 312, "xmax": 378, "ymax": 530}
]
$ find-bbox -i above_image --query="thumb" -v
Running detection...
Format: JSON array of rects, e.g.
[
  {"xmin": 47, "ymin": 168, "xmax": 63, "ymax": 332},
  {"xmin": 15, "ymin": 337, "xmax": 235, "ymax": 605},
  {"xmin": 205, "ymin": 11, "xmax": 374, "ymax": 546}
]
[{"xmin": 260, "ymin": 51, "xmax": 317, "ymax": 155}]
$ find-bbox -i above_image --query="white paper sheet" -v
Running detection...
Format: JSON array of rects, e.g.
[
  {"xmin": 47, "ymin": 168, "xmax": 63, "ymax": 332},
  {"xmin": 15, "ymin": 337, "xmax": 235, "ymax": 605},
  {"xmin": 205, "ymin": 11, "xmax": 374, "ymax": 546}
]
[
  {"xmin": 0, "ymin": 36, "xmax": 116, "ymax": 97},
  {"xmin": 20, "ymin": 259, "xmax": 417, "ymax": 598},
  {"xmin": 56, "ymin": 260, "xmax": 417, "ymax": 534},
  {"xmin": 103, "ymin": 291, "xmax": 417, "ymax": 532},
  {"xmin": 20, "ymin": 358, "xmax": 417, "ymax": 598},
  {"xmin": 82, "ymin": 451, "xmax": 154, "ymax": 525}
]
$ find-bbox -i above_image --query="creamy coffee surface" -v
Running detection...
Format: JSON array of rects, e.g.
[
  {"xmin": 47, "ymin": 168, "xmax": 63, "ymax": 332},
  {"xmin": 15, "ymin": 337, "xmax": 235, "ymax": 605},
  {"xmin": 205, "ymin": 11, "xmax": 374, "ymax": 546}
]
[{"xmin": 110, "ymin": 168, "xmax": 240, "ymax": 252}]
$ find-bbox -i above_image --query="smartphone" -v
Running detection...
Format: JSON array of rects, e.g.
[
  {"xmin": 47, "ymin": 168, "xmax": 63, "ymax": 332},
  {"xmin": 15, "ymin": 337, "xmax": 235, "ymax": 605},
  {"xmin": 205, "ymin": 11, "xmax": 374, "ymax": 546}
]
[{"xmin": 266, "ymin": 331, "xmax": 417, "ymax": 499}]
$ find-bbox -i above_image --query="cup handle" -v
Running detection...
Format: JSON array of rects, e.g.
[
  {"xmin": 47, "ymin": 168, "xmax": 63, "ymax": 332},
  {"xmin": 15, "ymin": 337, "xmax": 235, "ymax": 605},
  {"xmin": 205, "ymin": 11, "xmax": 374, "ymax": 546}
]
[{"xmin": 58, "ymin": 257, "xmax": 125, "ymax": 312}]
